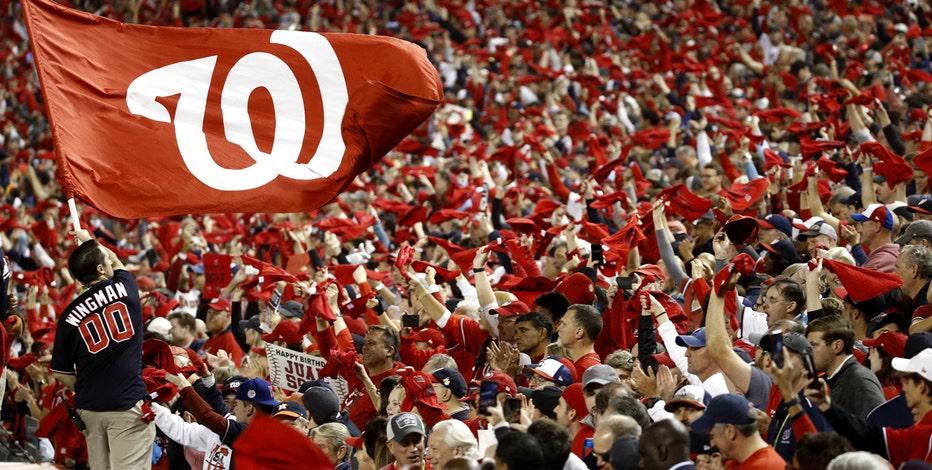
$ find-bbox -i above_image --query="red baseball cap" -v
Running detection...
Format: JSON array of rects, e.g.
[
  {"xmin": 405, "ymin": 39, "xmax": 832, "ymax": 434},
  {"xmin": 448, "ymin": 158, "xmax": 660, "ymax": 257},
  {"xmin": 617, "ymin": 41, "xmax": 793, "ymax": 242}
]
[
  {"xmin": 208, "ymin": 297, "xmax": 232, "ymax": 313},
  {"xmin": 490, "ymin": 300, "xmax": 531, "ymax": 317}
]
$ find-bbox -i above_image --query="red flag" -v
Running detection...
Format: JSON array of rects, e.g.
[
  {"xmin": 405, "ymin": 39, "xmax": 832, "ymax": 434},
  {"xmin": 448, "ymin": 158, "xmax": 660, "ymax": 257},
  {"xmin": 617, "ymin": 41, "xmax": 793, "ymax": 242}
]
[
  {"xmin": 233, "ymin": 414, "xmax": 333, "ymax": 470},
  {"xmin": 861, "ymin": 142, "xmax": 913, "ymax": 188},
  {"xmin": 656, "ymin": 184, "xmax": 713, "ymax": 221},
  {"xmin": 201, "ymin": 253, "xmax": 232, "ymax": 300},
  {"xmin": 22, "ymin": 0, "xmax": 441, "ymax": 218},
  {"xmin": 821, "ymin": 259, "xmax": 902, "ymax": 302},
  {"xmin": 724, "ymin": 178, "xmax": 770, "ymax": 213},
  {"xmin": 915, "ymin": 146, "xmax": 932, "ymax": 177}
]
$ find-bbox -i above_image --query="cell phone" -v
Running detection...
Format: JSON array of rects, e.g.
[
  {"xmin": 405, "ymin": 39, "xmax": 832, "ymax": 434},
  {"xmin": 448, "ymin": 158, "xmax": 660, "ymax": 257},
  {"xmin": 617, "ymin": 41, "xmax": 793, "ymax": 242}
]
[
  {"xmin": 402, "ymin": 314, "xmax": 420, "ymax": 329},
  {"xmin": 503, "ymin": 397, "xmax": 522, "ymax": 423},
  {"xmin": 802, "ymin": 351, "xmax": 821, "ymax": 389},
  {"xmin": 616, "ymin": 276, "xmax": 635, "ymax": 290},
  {"xmin": 591, "ymin": 244, "xmax": 604, "ymax": 266},
  {"xmin": 771, "ymin": 330, "xmax": 784, "ymax": 369},
  {"xmin": 478, "ymin": 380, "xmax": 499, "ymax": 415}
]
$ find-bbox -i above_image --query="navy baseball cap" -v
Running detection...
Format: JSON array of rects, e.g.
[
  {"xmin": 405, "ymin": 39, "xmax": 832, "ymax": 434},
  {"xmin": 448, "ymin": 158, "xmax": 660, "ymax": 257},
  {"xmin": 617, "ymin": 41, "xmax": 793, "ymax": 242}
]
[
  {"xmin": 222, "ymin": 375, "xmax": 248, "ymax": 396},
  {"xmin": 689, "ymin": 394, "xmax": 758, "ymax": 434},
  {"xmin": 761, "ymin": 239, "xmax": 798, "ymax": 264},
  {"xmin": 272, "ymin": 401, "xmax": 308, "ymax": 421},
  {"xmin": 758, "ymin": 214, "xmax": 792, "ymax": 238},
  {"xmin": 235, "ymin": 378, "xmax": 280, "ymax": 407},
  {"xmin": 431, "ymin": 368, "xmax": 468, "ymax": 398},
  {"xmin": 675, "ymin": 327, "xmax": 707, "ymax": 348},
  {"xmin": 908, "ymin": 195, "xmax": 932, "ymax": 215},
  {"xmin": 301, "ymin": 386, "xmax": 340, "ymax": 424}
]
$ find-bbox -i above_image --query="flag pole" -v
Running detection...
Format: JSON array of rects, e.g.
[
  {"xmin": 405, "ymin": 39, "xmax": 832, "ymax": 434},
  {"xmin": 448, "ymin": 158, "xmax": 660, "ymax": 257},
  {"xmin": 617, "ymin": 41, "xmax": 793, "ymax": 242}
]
[{"xmin": 67, "ymin": 198, "xmax": 81, "ymax": 232}]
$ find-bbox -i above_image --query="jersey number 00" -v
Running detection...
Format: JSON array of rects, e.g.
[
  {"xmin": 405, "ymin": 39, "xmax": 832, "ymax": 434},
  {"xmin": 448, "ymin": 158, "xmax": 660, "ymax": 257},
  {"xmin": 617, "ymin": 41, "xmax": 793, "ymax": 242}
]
[{"xmin": 78, "ymin": 302, "xmax": 135, "ymax": 353}]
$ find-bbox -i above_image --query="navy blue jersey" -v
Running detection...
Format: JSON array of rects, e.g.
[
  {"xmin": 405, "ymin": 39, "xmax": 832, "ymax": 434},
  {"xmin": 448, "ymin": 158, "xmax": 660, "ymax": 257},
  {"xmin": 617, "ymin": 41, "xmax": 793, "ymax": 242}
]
[{"xmin": 50, "ymin": 270, "xmax": 147, "ymax": 411}]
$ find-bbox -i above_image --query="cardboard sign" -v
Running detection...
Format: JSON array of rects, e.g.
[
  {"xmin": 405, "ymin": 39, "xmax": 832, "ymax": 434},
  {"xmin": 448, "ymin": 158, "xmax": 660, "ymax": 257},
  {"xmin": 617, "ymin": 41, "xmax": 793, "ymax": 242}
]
[{"xmin": 266, "ymin": 344, "xmax": 349, "ymax": 403}]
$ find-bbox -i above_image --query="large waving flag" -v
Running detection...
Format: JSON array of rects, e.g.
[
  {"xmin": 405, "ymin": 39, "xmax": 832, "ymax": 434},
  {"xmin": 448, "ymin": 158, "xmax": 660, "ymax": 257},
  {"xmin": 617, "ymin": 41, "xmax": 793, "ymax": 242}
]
[{"xmin": 22, "ymin": 0, "xmax": 442, "ymax": 218}]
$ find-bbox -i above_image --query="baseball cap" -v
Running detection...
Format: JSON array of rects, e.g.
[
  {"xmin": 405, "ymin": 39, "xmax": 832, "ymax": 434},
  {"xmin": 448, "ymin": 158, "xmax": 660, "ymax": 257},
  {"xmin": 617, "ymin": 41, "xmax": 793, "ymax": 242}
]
[
  {"xmin": 892, "ymin": 348, "xmax": 932, "ymax": 382},
  {"xmin": 530, "ymin": 386, "xmax": 563, "ymax": 420},
  {"xmin": 689, "ymin": 394, "xmax": 757, "ymax": 434},
  {"xmin": 761, "ymin": 239, "xmax": 798, "ymax": 264},
  {"xmin": 555, "ymin": 272, "xmax": 596, "ymax": 305},
  {"xmin": 239, "ymin": 316, "xmax": 262, "ymax": 332},
  {"xmin": 867, "ymin": 313, "xmax": 910, "ymax": 338},
  {"xmin": 863, "ymin": 331, "xmax": 908, "ymax": 359},
  {"xmin": 523, "ymin": 357, "xmax": 575, "ymax": 387},
  {"xmin": 208, "ymin": 297, "xmax": 232, "ymax": 313},
  {"xmin": 834, "ymin": 288, "xmax": 886, "ymax": 319},
  {"xmin": 235, "ymin": 378, "xmax": 280, "ymax": 407},
  {"xmin": 581, "ymin": 364, "xmax": 619, "ymax": 389},
  {"xmin": 839, "ymin": 191, "xmax": 863, "ymax": 209},
  {"xmin": 561, "ymin": 383, "xmax": 588, "ymax": 420},
  {"xmin": 431, "ymin": 368, "xmax": 468, "ymax": 398},
  {"xmin": 895, "ymin": 23, "xmax": 909, "ymax": 34},
  {"xmin": 758, "ymin": 214, "xmax": 793, "ymax": 238},
  {"xmin": 490, "ymin": 300, "xmax": 531, "ymax": 317},
  {"xmin": 675, "ymin": 327, "xmax": 707, "ymax": 348},
  {"xmin": 906, "ymin": 332, "xmax": 932, "ymax": 359},
  {"xmin": 387, "ymin": 412, "xmax": 427, "ymax": 442},
  {"xmin": 798, "ymin": 221, "xmax": 838, "ymax": 241},
  {"xmin": 279, "ymin": 300, "xmax": 304, "ymax": 319},
  {"xmin": 896, "ymin": 220, "xmax": 932, "ymax": 245},
  {"xmin": 477, "ymin": 371, "xmax": 517, "ymax": 397},
  {"xmin": 262, "ymin": 320, "xmax": 304, "ymax": 344},
  {"xmin": 146, "ymin": 317, "xmax": 171, "ymax": 337},
  {"xmin": 301, "ymin": 386, "xmax": 340, "ymax": 424},
  {"xmin": 664, "ymin": 384, "xmax": 709, "ymax": 412},
  {"xmin": 222, "ymin": 375, "xmax": 248, "ymax": 396},
  {"xmin": 908, "ymin": 195, "xmax": 932, "ymax": 215},
  {"xmin": 272, "ymin": 401, "xmax": 308, "ymax": 421},
  {"xmin": 851, "ymin": 203, "xmax": 894, "ymax": 230}
]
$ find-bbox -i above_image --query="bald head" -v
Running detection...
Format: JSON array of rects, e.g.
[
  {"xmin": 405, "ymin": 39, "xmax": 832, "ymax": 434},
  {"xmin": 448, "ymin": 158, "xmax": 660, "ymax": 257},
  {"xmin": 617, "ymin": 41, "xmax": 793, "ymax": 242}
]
[{"xmin": 638, "ymin": 420, "xmax": 691, "ymax": 470}]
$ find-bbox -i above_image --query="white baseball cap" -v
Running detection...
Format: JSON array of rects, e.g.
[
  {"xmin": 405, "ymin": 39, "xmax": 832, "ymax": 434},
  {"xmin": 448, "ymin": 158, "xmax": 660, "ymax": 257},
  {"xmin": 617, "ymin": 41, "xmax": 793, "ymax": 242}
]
[{"xmin": 893, "ymin": 348, "xmax": 932, "ymax": 383}]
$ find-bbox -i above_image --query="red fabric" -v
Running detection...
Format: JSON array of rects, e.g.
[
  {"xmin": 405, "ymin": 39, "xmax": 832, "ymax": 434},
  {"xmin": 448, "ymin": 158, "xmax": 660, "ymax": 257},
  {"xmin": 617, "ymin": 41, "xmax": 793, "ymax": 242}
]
[
  {"xmin": 233, "ymin": 413, "xmax": 333, "ymax": 470},
  {"xmin": 725, "ymin": 178, "xmax": 770, "ymax": 213},
  {"xmin": 22, "ymin": 0, "xmax": 441, "ymax": 217},
  {"xmin": 656, "ymin": 184, "xmax": 713, "ymax": 221},
  {"xmin": 821, "ymin": 258, "xmax": 903, "ymax": 302},
  {"xmin": 883, "ymin": 411, "xmax": 932, "ymax": 468},
  {"xmin": 861, "ymin": 142, "xmax": 914, "ymax": 187}
]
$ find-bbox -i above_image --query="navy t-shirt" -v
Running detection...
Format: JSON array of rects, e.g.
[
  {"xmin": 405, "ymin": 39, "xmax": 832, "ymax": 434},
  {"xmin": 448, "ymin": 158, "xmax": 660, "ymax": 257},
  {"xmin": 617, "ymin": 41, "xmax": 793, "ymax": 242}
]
[{"xmin": 51, "ymin": 270, "xmax": 147, "ymax": 411}]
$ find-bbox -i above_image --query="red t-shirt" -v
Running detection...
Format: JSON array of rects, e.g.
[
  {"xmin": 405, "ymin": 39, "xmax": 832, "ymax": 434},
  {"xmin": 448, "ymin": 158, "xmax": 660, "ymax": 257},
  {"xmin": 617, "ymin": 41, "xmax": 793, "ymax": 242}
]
[
  {"xmin": 574, "ymin": 352, "xmax": 602, "ymax": 378},
  {"xmin": 202, "ymin": 330, "xmax": 244, "ymax": 367},
  {"xmin": 725, "ymin": 445, "xmax": 785, "ymax": 469}
]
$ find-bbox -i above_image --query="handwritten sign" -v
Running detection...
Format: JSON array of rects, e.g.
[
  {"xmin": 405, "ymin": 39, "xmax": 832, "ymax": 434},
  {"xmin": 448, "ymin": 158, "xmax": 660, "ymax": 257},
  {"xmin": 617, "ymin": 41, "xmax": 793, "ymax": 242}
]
[{"xmin": 266, "ymin": 344, "xmax": 348, "ymax": 403}]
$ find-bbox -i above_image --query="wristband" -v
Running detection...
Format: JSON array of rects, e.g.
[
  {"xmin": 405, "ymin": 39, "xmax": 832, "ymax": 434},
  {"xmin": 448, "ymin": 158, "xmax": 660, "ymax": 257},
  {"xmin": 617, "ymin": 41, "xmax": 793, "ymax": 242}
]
[
  {"xmin": 473, "ymin": 267, "xmax": 485, "ymax": 273},
  {"xmin": 784, "ymin": 397, "xmax": 800, "ymax": 408},
  {"xmin": 418, "ymin": 291, "xmax": 431, "ymax": 301}
]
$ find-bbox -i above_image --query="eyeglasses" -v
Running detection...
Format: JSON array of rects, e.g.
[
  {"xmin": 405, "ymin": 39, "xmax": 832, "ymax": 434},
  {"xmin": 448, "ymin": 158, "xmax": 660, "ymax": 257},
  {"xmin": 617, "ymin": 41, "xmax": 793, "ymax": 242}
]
[
  {"xmin": 592, "ymin": 450, "xmax": 611, "ymax": 462},
  {"xmin": 760, "ymin": 296, "xmax": 789, "ymax": 305}
]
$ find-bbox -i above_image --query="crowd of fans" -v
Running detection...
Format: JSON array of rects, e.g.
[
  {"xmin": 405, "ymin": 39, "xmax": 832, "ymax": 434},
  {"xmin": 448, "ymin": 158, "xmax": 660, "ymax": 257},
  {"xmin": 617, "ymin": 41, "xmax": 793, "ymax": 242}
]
[{"xmin": 5, "ymin": 0, "xmax": 932, "ymax": 468}]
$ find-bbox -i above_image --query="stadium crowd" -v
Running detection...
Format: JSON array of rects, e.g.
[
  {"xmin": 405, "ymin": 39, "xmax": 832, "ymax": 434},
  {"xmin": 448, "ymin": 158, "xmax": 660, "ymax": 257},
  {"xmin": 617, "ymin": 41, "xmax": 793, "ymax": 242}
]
[{"xmin": 5, "ymin": 0, "xmax": 932, "ymax": 468}]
